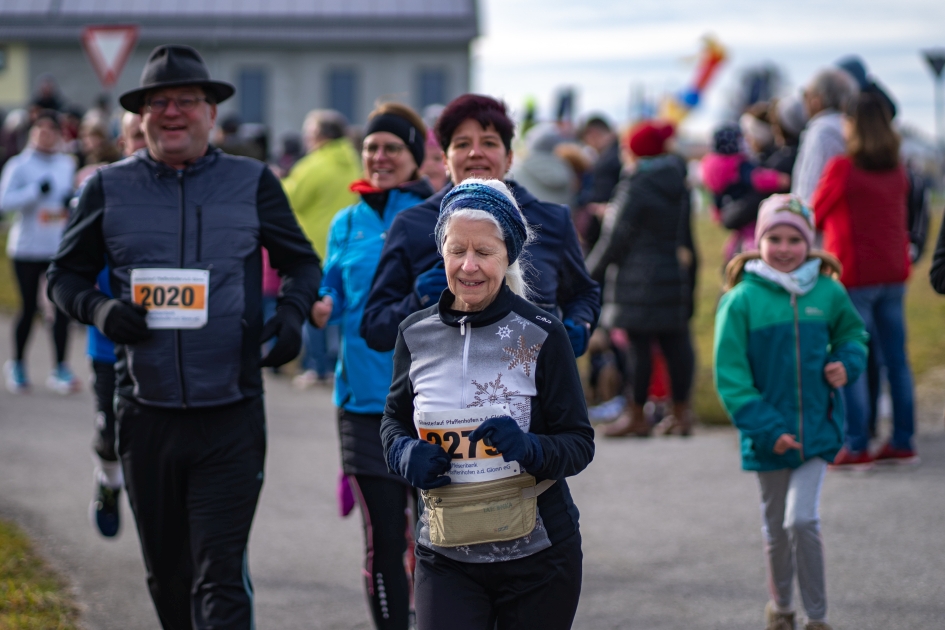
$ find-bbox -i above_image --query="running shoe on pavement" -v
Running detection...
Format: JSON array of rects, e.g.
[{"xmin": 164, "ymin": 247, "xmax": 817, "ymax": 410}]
[
  {"xmin": 4, "ymin": 360, "xmax": 29, "ymax": 394},
  {"xmin": 90, "ymin": 479, "xmax": 121, "ymax": 538},
  {"xmin": 292, "ymin": 369, "xmax": 319, "ymax": 390},
  {"xmin": 46, "ymin": 363, "xmax": 81, "ymax": 395},
  {"xmin": 874, "ymin": 442, "xmax": 920, "ymax": 465},
  {"xmin": 588, "ymin": 395, "xmax": 626, "ymax": 424},
  {"xmin": 829, "ymin": 446, "xmax": 875, "ymax": 471}
]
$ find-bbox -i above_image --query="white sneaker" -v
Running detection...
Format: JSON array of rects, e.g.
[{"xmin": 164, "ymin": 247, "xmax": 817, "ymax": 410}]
[
  {"xmin": 292, "ymin": 369, "xmax": 319, "ymax": 390},
  {"xmin": 4, "ymin": 360, "xmax": 30, "ymax": 393},
  {"xmin": 588, "ymin": 395, "xmax": 626, "ymax": 424},
  {"xmin": 46, "ymin": 364, "xmax": 81, "ymax": 395}
]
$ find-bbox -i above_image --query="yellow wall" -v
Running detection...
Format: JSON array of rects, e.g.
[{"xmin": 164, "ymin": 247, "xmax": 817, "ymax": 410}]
[{"xmin": 0, "ymin": 44, "xmax": 29, "ymax": 107}]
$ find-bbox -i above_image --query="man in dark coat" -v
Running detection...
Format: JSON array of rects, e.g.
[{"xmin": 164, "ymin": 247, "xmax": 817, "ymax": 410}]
[{"xmin": 47, "ymin": 45, "xmax": 321, "ymax": 630}]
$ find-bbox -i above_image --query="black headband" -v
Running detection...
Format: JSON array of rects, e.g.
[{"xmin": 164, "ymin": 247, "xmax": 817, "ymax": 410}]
[{"xmin": 363, "ymin": 113, "xmax": 425, "ymax": 168}]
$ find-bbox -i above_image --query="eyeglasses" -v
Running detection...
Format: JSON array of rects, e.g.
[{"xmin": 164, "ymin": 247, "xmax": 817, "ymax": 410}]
[
  {"xmin": 145, "ymin": 96, "xmax": 209, "ymax": 114},
  {"xmin": 363, "ymin": 142, "xmax": 407, "ymax": 157}
]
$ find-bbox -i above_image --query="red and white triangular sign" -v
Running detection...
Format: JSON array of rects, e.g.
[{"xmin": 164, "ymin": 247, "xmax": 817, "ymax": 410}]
[{"xmin": 81, "ymin": 25, "xmax": 139, "ymax": 89}]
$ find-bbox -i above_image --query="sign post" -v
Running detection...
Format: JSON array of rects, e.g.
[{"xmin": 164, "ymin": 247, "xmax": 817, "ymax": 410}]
[
  {"xmin": 81, "ymin": 25, "xmax": 139, "ymax": 90},
  {"xmin": 922, "ymin": 49, "xmax": 945, "ymax": 148}
]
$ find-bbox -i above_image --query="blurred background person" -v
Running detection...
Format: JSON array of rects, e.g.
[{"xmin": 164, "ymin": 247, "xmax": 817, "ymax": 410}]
[
  {"xmin": 812, "ymin": 92, "xmax": 917, "ymax": 467},
  {"xmin": 419, "ymin": 129, "xmax": 449, "ymax": 191},
  {"xmin": 586, "ymin": 120, "xmax": 696, "ymax": 438},
  {"xmin": 73, "ymin": 120, "xmax": 122, "ymax": 186},
  {"xmin": 577, "ymin": 115, "xmax": 621, "ymax": 251},
  {"xmin": 701, "ymin": 121, "xmax": 789, "ymax": 263},
  {"xmin": 0, "ymin": 110, "xmax": 78, "ymax": 394},
  {"xmin": 311, "ymin": 103, "xmax": 433, "ymax": 630},
  {"xmin": 216, "ymin": 113, "xmax": 266, "ymax": 160},
  {"xmin": 282, "ymin": 109, "xmax": 360, "ymax": 388},
  {"xmin": 791, "ymin": 69, "xmax": 859, "ymax": 206},
  {"xmin": 716, "ymin": 96, "xmax": 803, "ymax": 265},
  {"xmin": 509, "ymin": 122, "xmax": 572, "ymax": 206},
  {"xmin": 275, "ymin": 133, "xmax": 304, "ymax": 177}
]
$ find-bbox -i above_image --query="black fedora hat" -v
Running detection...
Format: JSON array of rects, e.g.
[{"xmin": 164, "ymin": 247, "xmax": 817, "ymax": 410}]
[{"xmin": 119, "ymin": 45, "xmax": 235, "ymax": 112}]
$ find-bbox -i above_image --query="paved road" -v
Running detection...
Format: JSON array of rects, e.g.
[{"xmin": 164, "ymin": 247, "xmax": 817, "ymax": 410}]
[{"xmin": 1, "ymin": 317, "xmax": 943, "ymax": 629}]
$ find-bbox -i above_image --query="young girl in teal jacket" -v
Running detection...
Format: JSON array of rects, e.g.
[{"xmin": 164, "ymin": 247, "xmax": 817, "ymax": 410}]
[{"xmin": 714, "ymin": 194, "xmax": 868, "ymax": 630}]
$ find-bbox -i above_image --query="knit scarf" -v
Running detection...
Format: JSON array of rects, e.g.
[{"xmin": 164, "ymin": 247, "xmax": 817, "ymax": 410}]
[{"xmin": 745, "ymin": 258, "xmax": 821, "ymax": 296}]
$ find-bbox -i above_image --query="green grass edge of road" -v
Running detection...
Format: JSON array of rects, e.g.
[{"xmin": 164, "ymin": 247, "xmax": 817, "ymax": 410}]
[
  {"xmin": 0, "ymin": 518, "xmax": 81, "ymax": 630},
  {"xmin": 1, "ymin": 203, "xmax": 944, "ymax": 426}
]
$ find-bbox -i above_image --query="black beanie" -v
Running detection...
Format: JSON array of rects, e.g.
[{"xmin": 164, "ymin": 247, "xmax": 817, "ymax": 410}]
[{"xmin": 363, "ymin": 113, "xmax": 425, "ymax": 167}]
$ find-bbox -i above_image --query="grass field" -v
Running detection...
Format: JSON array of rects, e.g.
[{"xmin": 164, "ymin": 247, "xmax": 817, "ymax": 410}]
[{"xmin": 0, "ymin": 519, "xmax": 80, "ymax": 630}]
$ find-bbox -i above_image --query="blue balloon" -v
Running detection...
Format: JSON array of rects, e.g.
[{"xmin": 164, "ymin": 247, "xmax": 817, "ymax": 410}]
[{"xmin": 681, "ymin": 88, "xmax": 700, "ymax": 107}]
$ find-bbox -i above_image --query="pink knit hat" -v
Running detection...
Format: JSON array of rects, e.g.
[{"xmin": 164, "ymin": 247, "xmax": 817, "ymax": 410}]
[{"xmin": 755, "ymin": 194, "xmax": 815, "ymax": 250}]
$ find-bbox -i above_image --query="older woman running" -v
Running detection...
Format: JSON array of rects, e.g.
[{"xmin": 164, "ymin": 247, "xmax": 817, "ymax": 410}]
[{"xmin": 381, "ymin": 179, "xmax": 594, "ymax": 630}]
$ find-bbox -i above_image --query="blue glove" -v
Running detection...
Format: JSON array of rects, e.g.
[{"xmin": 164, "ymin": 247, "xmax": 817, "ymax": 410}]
[
  {"xmin": 387, "ymin": 436, "xmax": 452, "ymax": 489},
  {"xmin": 563, "ymin": 318, "xmax": 590, "ymax": 357},
  {"xmin": 469, "ymin": 416, "xmax": 543, "ymax": 472},
  {"xmin": 414, "ymin": 262, "xmax": 449, "ymax": 307}
]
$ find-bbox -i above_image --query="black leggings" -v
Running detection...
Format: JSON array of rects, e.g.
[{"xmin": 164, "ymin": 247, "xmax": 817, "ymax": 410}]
[
  {"xmin": 349, "ymin": 474, "xmax": 416, "ymax": 630},
  {"xmin": 12, "ymin": 259, "xmax": 70, "ymax": 363},
  {"xmin": 414, "ymin": 531, "xmax": 583, "ymax": 630},
  {"xmin": 628, "ymin": 329, "xmax": 694, "ymax": 405}
]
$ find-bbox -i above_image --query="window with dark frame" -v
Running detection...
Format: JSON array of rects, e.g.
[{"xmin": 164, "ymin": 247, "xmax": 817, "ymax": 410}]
[
  {"xmin": 239, "ymin": 69, "xmax": 266, "ymax": 124},
  {"xmin": 418, "ymin": 68, "xmax": 447, "ymax": 109},
  {"xmin": 328, "ymin": 68, "xmax": 357, "ymax": 124}
]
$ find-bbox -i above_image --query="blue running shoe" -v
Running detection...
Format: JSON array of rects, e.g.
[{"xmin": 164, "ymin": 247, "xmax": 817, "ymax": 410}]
[
  {"xmin": 4, "ymin": 360, "xmax": 29, "ymax": 394},
  {"xmin": 90, "ymin": 480, "xmax": 121, "ymax": 538}
]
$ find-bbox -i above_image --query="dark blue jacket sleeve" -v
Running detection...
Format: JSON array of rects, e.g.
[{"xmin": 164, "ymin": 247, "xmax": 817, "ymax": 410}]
[
  {"xmin": 380, "ymin": 326, "xmax": 419, "ymax": 468},
  {"xmin": 532, "ymin": 322, "xmax": 595, "ymax": 479},
  {"xmin": 360, "ymin": 213, "xmax": 423, "ymax": 352},
  {"xmin": 555, "ymin": 207, "xmax": 601, "ymax": 329}
]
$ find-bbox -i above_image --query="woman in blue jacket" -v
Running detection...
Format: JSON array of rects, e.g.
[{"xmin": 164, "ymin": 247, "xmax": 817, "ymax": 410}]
[{"xmin": 311, "ymin": 102, "xmax": 433, "ymax": 630}]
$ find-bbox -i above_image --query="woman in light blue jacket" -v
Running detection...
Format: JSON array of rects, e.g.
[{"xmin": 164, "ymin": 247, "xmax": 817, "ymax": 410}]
[{"xmin": 311, "ymin": 102, "xmax": 433, "ymax": 630}]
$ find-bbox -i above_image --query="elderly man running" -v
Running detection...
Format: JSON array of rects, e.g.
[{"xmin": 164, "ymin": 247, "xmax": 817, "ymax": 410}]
[{"xmin": 47, "ymin": 45, "xmax": 321, "ymax": 630}]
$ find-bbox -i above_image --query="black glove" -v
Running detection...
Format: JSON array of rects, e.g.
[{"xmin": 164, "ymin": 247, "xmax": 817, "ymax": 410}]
[
  {"xmin": 259, "ymin": 305, "xmax": 304, "ymax": 368},
  {"xmin": 39, "ymin": 180, "xmax": 51, "ymax": 195},
  {"xmin": 387, "ymin": 436, "xmax": 452, "ymax": 489},
  {"xmin": 469, "ymin": 416, "xmax": 544, "ymax": 472},
  {"xmin": 93, "ymin": 299, "xmax": 151, "ymax": 344}
]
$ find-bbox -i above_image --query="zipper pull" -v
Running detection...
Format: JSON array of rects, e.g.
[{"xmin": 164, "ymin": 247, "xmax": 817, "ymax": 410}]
[{"xmin": 458, "ymin": 316, "xmax": 468, "ymax": 336}]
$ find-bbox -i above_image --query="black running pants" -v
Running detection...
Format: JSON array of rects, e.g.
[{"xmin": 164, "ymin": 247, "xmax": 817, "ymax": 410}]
[
  {"xmin": 117, "ymin": 396, "xmax": 266, "ymax": 630},
  {"xmin": 12, "ymin": 259, "xmax": 69, "ymax": 363},
  {"xmin": 414, "ymin": 531, "xmax": 583, "ymax": 630}
]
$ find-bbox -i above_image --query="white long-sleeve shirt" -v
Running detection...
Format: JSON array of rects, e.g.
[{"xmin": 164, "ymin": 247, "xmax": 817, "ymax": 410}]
[
  {"xmin": 0, "ymin": 147, "xmax": 76, "ymax": 260},
  {"xmin": 790, "ymin": 110, "xmax": 845, "ymax": 208}
]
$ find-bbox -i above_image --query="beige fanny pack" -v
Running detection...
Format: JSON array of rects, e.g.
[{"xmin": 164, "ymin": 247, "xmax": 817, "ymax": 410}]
[{"xmin": 421, "ymin": 473, "xmax": 556, "ymax": 547}]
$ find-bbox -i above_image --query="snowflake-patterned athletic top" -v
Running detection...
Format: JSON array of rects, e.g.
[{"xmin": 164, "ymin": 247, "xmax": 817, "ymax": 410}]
[{"xmin": 381, "ymin": 284, "xmax": 595, "ymax": 563}]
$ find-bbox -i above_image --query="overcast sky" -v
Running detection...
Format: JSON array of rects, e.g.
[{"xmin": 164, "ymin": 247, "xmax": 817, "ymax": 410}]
[{"xmin": 473, "ymin": 0, "xmax": 945, "ymax": 139}]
